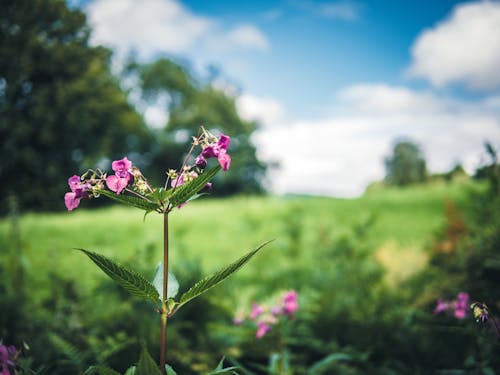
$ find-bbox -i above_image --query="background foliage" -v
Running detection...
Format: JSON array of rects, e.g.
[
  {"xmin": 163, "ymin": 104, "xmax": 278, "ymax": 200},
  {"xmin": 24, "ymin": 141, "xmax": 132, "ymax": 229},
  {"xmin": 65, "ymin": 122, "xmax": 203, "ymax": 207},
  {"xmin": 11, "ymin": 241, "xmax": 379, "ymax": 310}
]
[{"xmin": 0, "ymin": 0, "xmax": 265, "ymax": 213}]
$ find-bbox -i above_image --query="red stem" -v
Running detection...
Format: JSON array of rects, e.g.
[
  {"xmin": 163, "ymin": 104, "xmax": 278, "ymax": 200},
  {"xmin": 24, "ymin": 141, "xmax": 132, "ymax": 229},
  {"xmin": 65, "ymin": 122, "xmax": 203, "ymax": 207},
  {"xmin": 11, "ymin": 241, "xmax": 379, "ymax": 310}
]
[{"xmin": 160, "ymin": 213, "xmax": 169, "ymax": 374}]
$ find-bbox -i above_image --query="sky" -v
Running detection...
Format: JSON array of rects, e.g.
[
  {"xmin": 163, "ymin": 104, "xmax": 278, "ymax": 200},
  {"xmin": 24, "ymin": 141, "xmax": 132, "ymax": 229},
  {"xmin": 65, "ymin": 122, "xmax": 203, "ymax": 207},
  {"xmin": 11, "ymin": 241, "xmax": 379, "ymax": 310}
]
[{"xmin": 78, "ymin": 0, "xmax": 500, "ymax": 196}]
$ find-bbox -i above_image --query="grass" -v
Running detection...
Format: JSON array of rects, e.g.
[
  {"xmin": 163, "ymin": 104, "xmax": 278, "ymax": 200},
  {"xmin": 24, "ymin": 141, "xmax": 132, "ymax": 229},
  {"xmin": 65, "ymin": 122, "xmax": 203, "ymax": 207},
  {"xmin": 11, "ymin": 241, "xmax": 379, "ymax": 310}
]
[{"xmin": 0, "ymin": 179, "xmax": 479, "ymax": 303}]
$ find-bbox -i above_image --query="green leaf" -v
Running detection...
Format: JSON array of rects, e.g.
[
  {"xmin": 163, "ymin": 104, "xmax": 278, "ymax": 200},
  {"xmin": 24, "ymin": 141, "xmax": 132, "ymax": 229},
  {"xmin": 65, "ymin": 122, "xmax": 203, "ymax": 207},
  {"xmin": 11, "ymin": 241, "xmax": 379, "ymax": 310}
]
[
  {"xmin": 208, "ymin": 358, "xmax": 239, "ymax": 375},
  {"xmin": 169, "ymin": 165, "xmax": 221, "ymax": 208},
  {"xmin": 307, "ymin": 353, "xmax": 352, "ymax": 375},
  {"xmin": 152, "ymin": 263, "xmax": 179, "ymax": 301},
  {"xmin": 99, "ymin": 189, "xmax": 161, "ymax": 212},
  {"xmin": 149, "ymin": 188, "xmax": 171, "ymax": 204},
  {"xmin": 85, "ymin": 366, "xmax": 122, "ymax": 375},
  {"xmin": 124, "ymin": 367, "xmax": 136, "ymax": 375},
  {"xmin": 165, "ymin": 364, "xmax": 178, "ymax": 375},
  {"xmin": 177, "ymin": 240, "xmax": 272, "ymax": 308},
  {"xmin": 76, "ymin": 249, "xmax": 159, "ymax": 304},
  {"xmin": 136, "ymin": 347, "xmax": 161, "ymax": 375}
]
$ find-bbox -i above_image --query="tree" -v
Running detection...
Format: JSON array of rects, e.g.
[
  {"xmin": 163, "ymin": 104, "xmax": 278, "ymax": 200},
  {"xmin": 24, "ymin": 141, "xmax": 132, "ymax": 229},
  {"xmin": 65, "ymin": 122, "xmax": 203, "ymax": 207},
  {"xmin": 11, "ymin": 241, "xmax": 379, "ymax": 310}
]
[
  {"xmin": 125, "ymin": 58, "xmax": 267, "ymax": 195},
  {"xmin": 0, "ymin": 0, "xmax": 150, "ymax": 211},
  {"xmin": 384, "ymin": 139, "xmax": 427, "ymax": 186}
]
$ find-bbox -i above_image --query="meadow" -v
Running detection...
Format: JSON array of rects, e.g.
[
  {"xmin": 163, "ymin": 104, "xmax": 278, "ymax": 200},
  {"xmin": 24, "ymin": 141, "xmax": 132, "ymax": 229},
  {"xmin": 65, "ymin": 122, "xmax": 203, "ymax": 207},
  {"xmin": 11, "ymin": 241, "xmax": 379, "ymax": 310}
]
[{"xmin": 0, "ymin": 179, "xmax": 493, "ymax": 374}]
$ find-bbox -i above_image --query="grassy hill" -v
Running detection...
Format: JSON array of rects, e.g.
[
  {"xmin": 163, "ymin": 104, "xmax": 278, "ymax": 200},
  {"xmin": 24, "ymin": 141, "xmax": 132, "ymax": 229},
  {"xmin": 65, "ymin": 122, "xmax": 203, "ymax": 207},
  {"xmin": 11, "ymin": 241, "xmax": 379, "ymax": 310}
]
[{"xmin": 0, "ymin": 179, "xmax": 479, "ymax": 300}]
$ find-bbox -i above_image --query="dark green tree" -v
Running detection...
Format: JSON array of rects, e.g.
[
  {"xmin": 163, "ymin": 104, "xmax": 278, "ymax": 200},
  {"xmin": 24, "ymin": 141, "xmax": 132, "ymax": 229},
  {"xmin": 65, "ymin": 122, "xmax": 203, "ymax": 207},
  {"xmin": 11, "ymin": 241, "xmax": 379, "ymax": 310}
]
[
  {"xmin": 384, "ymin": 139, "xmax": 427, "ymax": 186},
  {"xmin": 125, "ymin": 58, "xmax": 267, "ymax": 194},
  {"xmin": 0, "ymin": 0, "xmax": 150, "ymax": 211}
]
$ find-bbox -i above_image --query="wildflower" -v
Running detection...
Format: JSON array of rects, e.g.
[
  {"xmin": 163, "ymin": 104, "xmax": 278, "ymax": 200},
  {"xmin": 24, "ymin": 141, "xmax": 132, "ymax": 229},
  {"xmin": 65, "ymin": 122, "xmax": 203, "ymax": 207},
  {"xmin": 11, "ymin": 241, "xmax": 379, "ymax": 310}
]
[
  {"xmin": 282, "ymin": 290, "xmax": 299, "ymax": 316},
  {"xmin": 249, "ymin": 303, "xmax": 265, "ymax": 320},
  {"xmin": 106, "ymin": 157, "xmax": 134, "ymax": 194},
  {"xmin": 201, "ymin": 134, "xmax": 231, "ymax": 171},
  {"xmin": 434, "ymin": 292, "xmax": 470, "ymax": 319},
  {"xmin": 256, "ymin": 321, "xmax": 271, "ymax": 339},
  {"xmin": 195, "ymin": 154, "xmax": 207, "ymax": 169},
  {"xmin": 433, "ymin": 298, "xmax": 449, "ymax": 315},
  {"xmin": 454, "ymin": 292, "xmax": 469, "ymax": 319},
  {"xmin": 233, "ymin": 312, "xmax": 246, "ymax": 325},
  {"xmin": 64, "ymin": 175, "xmax": 91, "ymax": 211},
  {"xmin": 0, "ymin": 343, "xmax": 19, "ymax": 374}
]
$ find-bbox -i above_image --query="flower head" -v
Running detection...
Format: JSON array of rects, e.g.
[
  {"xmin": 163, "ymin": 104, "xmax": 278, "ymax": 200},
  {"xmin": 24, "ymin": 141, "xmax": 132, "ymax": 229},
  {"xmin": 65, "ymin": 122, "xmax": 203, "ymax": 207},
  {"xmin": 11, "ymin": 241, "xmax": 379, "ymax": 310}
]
[
  {"xmin": 454, "ymin": 292, "xmax": 469, "ymax": 319},
  {"xmin": 106, "ymin": 157, "xmax": 134, "ymax": 194},
  {"xmin": 0, "ymin": 343, "xmax": 19, "ymax": 374},
  {"xmin": 433, "ymin": 298, "xmax": 450, "ymax": 315},
  {"xmin": 250, "ymin": 303, "xmax": 265, "ymax": 320},
  {"xmin": 201, "ymin": 133, "xmax": 232, "ymax": 171},
  {"xmin": 434, "ymin": 292, "xmax": 470, "ymax": 320},
  {"xmin": 64, "ymin": 175, "xmax": 91, "ymax": 211},
  {"xmin": 256, "ymin": 321, "xmax": 271, "ymax": 339},
  {"xmin": 282, "ymin": 290, "xmax": 299, "ymax": 316}
]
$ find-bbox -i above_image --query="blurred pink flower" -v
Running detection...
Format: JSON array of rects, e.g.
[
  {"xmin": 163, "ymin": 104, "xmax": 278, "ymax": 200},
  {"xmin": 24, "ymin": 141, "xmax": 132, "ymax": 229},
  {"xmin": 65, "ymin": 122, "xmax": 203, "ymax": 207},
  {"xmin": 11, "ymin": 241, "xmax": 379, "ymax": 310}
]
[
  {"xmin": 250, "ymin": 303, "xmax": 265, "ymax": 320},
  {"xmin": 282, "ymin": 290, "xmax": 299, "ymax": 315},
  {"xmin": 256, "ymin": 321, "xmax": 271, "ymax": 339},
  {"xmin": 433, "ymin": 298, "xmax": 450, "ymax": 315}
]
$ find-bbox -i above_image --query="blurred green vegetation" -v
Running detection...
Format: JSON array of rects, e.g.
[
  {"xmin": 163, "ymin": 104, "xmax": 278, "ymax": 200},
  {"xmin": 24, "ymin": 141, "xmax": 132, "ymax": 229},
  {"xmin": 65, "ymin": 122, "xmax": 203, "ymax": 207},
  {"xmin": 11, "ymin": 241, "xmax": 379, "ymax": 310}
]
[{"xmin": 3, "ymin": 177, "xmax": 500, "ymax": 374}]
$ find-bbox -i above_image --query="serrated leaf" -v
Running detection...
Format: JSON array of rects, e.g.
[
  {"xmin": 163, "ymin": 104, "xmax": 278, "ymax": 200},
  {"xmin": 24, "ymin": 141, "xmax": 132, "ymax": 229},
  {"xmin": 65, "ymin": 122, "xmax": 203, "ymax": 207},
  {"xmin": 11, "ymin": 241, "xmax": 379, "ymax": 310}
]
[
  {"xmin": 152, "ymin": 263, "xmax": 179, "ymax": 300},
  {"xmin": 165, "ymin": 364, "xmax": 178, "ymax": 375},
  {"xmin": 136, "ymin": 347, "xmax": 161, "ymax": 375},
  {"xmin": 76, "ymin": 249, "xmax": 159, "ymax": 304},
  {"xmin": 100, "ymin": 189, "xmax": 160, "ymax": 212},
  {"xmin": 178, "ymin": 240, "xmax": 272, "ymax": 308},
  {"xmin": 84, "ymin": 366, "xmax": 122, "ymax": 375},
  {"xmin": 149, "ymin": 188, "xmax": 171, "ymax": 203},
  {"xmin": 169, "ymin": 165, "xmax": 220, "ymax": 208}
]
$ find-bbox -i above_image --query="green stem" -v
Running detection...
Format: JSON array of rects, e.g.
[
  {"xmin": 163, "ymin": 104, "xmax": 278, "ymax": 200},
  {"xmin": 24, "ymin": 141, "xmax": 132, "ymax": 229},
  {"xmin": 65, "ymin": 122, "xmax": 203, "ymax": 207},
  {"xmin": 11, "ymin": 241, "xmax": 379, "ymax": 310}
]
[{"xmin": 160, "ymin": 213, "xmax": 169, "ymax": 374}]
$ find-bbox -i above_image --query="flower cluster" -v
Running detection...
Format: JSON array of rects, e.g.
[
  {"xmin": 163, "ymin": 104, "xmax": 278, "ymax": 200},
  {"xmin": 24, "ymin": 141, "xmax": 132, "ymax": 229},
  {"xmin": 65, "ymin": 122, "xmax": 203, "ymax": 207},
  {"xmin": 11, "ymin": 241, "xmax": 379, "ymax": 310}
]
[
  {"xmin": 434, "ymin": 292, "xmax": 470, "ymax": 319},
  {"xmin": 0, "ymin": 343, "xmax": 19, "ymax": 375},
  {"xmin": 234, "ymin": 290, "xmax": 299, "ymax": 339},
  {"xmin": 64, "ymin": 129, "xmax": 231, "ymax": 212}
]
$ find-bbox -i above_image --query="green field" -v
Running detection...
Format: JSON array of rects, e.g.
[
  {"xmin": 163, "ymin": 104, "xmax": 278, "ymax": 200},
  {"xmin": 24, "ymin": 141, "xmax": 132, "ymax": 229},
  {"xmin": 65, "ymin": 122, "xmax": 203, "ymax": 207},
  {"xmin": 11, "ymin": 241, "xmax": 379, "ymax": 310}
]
[{"xmin": 0, "ymin": 179, "xmax": 476, "ymax": 302}]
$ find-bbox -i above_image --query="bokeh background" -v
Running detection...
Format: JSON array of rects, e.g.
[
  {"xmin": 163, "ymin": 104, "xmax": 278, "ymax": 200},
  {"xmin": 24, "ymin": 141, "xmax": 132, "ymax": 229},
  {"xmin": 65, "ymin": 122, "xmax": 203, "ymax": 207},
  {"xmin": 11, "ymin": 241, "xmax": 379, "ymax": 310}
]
[{"xmin": 1, "ymin": 0, "xmax": 500, "ymax": 373}]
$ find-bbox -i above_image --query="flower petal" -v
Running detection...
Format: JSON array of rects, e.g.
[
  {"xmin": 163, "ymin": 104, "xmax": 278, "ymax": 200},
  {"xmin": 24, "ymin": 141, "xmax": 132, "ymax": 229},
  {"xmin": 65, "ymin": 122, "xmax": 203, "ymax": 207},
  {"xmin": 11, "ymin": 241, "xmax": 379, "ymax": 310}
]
[
  {"xmin": 64, "ymin": 192, "xmax": 81, "ymax": 211},
  {"xmin": 106, "ymin": 175, "xmax": 129, "ymax": 194},
  {"xmin": 218, "ymin": 151, "xmax": 231, "ymax": 171}
]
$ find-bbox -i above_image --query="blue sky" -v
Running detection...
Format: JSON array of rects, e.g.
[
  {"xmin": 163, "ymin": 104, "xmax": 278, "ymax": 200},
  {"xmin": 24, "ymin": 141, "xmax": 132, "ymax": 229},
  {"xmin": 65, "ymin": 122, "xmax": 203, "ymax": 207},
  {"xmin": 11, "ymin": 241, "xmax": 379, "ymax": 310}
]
[{"xmin": 79, "ymin": 0, "xmax": 500, "ymax": 196}]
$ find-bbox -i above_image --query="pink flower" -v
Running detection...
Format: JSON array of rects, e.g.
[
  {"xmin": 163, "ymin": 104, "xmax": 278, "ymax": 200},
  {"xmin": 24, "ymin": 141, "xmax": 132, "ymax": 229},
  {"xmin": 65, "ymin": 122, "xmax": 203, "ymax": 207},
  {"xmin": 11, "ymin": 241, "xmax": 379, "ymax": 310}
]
[
  {"xmin": 249, "ymin": 303, "xmax": 265, "ymax": 320},
  {"xmin": 256, "ymin": 321, "xmax": 271, "ymax": 339},
  {"xmin": 64, "ymin": 175, "xmax": 91, "ymax": 211},
  {"xmin": 454, "ymin": 292, "xmax": 469, "ymax": 320},
  {"xmin": 433, "ymin": 298, "xmax": 450, "ymax": 315},
  {"xmin": 201, "ymin": 134, "xmax": 232, "ymax": 171},
  {"xmin": 282, "ymin": 290, "xmax": 299, "ymax": 315},
  {"xmin": 0, "ymin": 344, "xmax": 19, "ymax": 374},
  {"xmin": 106, "ymin": 157, "xmax": 134, "ymax": 194},
  {"xmin": 233, "ymin": 313, "xmax": 245, "ymax": 325}
]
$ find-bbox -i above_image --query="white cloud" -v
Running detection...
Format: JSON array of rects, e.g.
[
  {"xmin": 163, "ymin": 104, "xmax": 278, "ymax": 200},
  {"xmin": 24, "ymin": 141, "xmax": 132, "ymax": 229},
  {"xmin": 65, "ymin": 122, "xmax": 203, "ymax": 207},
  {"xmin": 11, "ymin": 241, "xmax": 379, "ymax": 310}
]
[
  {"xmin": 249, "ymin": 84, "xmax": 500, "ymax": 197},
  {"xmin": 407, "ymin": 1, "xmax": 500, "ymax": 91},
  {"xmin": 225, "ymin": 25, "xmax": 269, "ymax": 50},
  {"xmin": 237, "ymin": 94, "xmax": 288, "ymax": 127},
  {"xmin": 86, "ymin": 0, "xmax": 269, "ymax": 59}
]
